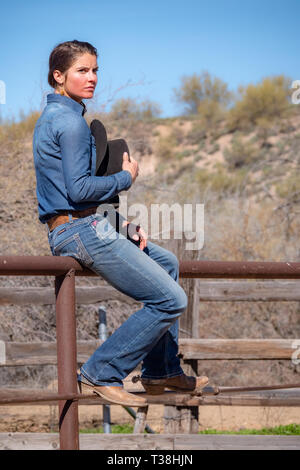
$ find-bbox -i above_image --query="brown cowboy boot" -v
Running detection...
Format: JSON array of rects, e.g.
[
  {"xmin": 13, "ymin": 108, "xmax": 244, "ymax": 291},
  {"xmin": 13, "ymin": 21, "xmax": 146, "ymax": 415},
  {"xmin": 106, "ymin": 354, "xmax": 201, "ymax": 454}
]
[
  {"xmin": 77, "ymin": 370, "xmax": 147, "ymax": 407},
  {"xmin": 140, "ymin": 373, "xmax": 209, "ymax": 395}
]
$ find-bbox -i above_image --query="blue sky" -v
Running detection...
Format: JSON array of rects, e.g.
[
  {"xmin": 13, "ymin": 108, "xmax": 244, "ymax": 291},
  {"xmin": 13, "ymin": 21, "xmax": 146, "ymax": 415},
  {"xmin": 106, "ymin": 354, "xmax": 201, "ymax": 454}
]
[{"xmin": 0, "ymin": 0, "xmax": 299, "ymax": 121}]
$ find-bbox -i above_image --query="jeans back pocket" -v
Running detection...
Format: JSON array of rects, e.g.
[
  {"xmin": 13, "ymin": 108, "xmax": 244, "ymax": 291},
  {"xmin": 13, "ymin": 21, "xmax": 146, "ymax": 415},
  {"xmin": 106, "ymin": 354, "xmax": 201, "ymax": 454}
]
[{"xmin": 52, "ymin": 232, "xmax": 93, "ymax": 267}]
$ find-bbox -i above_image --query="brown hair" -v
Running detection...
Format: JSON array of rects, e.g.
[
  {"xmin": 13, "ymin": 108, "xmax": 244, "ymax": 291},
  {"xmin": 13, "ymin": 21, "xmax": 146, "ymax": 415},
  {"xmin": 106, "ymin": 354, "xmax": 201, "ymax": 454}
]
[{"xmin": 48, "ymin": 40, "xmax": 98, "ymax": 89}]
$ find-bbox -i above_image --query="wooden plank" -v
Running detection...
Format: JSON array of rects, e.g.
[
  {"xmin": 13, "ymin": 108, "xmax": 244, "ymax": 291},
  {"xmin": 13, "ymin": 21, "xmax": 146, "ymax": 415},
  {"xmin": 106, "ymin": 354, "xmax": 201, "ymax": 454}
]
[
  {"xmin": 0, "ymin": 286, "xmax": 137, "ymax": 306},
  {"xmin": 2, "ymin": 280, "xmax": 300, "ymax": 306},
  {"xmin": 179, "ymin": 338, "xmax": 299, "ymax": 360},
  {"xmin": 0, "ymin": 433, "xmax": 299, "ymax": 450},
  {"xmin": 199, "ymin": 280, "xmax": 300, "ymax": 301},
  {"xmin": 173, "ymin": 434, "xmax": 300, "ymax": 450},
  {"xmin": 0, "ymin": 433, "xmax": 174, "ymax": 450},
  {"xmin": 1, "ymin": 338, "xmax": 298, "ymax": 366},
  {"xmin": 2, "ymin": 340, "xmax": 102, "ymax": 366},
  {"xmin": 78, "ymin": 433, "xmax": 174, "ymax": 450},
  {"xmin": 0, "ymin": 432, "xmax": 60, "ymax": 450}
]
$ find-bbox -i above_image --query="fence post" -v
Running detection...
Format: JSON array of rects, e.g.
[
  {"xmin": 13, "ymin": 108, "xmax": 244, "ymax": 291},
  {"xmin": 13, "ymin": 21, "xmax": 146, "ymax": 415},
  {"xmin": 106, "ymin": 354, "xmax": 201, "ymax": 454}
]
[
  {"xmin": 55, "ymin": 268, "xmax": 79, "ymax": 450},
  {"xmin": 98, "ymin": 305, "xmax": 111, "ymax": 433},
  {"xmin": 178, "ymin": 270, "xmax": 200, "ymax": 433},
  {"xmin": 164, "ymin": 237, "xmax": 200, "ymax": 433}
]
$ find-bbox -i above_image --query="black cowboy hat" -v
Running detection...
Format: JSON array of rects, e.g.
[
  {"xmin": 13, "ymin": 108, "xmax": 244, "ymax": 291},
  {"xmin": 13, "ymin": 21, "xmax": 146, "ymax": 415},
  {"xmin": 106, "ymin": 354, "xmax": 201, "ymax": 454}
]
[
  {"xmin": 90, "ymin": 119, "xmax": 130, "ymax": 176},
  {"xmin": 90, "ymin": 119, "xmax": 141, "ymax": 245}
]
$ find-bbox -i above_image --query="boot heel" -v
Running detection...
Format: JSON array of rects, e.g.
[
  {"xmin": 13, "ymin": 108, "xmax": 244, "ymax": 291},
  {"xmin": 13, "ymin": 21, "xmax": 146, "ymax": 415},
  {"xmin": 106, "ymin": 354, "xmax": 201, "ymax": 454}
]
[
  {"xmin": 143, "ymin": 384, "xmax": 165, "ymax": 395},
  {"xmin": 78, "ymin": 381, "xmax": 94, "ymax": 395}
]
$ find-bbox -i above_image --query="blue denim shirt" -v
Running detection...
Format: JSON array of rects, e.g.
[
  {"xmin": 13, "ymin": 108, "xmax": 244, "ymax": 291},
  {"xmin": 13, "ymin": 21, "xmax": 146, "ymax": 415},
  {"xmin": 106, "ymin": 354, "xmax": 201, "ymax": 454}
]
[{"xmin": 33, "ymin": 93, "xmax": 132, "ymax": 223}]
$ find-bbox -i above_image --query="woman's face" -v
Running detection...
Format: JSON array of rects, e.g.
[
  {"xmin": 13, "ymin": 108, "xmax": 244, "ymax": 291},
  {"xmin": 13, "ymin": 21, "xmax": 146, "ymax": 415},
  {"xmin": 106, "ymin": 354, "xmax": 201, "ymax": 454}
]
[{"xmin": 54, "ymin": 52, "xmax": 98, "ymax": 102}]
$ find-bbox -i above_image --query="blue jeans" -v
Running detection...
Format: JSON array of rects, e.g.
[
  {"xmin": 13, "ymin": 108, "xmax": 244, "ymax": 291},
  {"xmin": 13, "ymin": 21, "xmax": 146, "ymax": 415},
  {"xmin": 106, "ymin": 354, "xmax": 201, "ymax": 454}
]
[{"xmin": 48, "ymin": 206, "xmax": 187, "ymax": 387}]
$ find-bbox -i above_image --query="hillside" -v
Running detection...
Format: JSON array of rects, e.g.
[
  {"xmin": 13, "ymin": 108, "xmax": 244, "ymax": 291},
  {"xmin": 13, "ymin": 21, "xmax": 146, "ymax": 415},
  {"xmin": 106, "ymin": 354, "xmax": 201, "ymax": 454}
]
[{"xmin": 1, "ymin": 111, "xmax": 300, "ymax": 256}]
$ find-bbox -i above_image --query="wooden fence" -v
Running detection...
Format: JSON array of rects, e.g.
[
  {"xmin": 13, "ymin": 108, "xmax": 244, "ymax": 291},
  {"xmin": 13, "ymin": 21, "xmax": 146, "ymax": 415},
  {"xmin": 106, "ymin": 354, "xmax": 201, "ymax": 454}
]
[{"xmin": 0, "ymin": 257, "xmax": 300, "ymax": 450}]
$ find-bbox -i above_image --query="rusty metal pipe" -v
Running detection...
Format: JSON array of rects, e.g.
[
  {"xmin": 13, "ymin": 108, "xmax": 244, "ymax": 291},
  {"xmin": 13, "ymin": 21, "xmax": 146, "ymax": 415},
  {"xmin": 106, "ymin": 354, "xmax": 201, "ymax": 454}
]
[
  {"xmin": 180, "ymin": 260, "xmax": 300, "ymax": 279},
  {"xmin": 216, "ymin": 382, "xmax": 300, "ymax": 394},
  {"xmin": 0, "ymin": 256, "xmax": 94, "ymax": 276},
  {"xmin": 2, "ymin": 257, "xmax": 300, "ymax": 279},
  {"xmin": 55, "ymin": 268, "xmax": 79, "ymax": 450}
]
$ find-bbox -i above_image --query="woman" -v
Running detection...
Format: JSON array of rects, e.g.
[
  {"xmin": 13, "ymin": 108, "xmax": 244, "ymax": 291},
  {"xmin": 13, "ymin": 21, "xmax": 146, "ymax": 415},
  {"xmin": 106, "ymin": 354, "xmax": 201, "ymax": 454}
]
[{"xmin": 33, "ymin": 40, "xmax": 208, "ymax": 407}]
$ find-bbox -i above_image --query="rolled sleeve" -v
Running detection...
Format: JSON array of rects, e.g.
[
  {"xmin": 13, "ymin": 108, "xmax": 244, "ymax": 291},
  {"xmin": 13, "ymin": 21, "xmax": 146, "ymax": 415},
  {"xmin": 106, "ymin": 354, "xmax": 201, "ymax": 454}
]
[{"xmin": 54, "ymin": 114, "xmax": 132, "ymax": 204}]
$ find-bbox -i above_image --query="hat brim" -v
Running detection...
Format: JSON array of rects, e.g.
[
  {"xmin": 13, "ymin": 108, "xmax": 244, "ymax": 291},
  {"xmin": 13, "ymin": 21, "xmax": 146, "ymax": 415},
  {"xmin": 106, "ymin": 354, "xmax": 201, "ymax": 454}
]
[
  {"xmin": 90, "ymin": 119, "xmax": 130, "ymax": 177},
  {"xmin": 97, "ymin": 139, "xmax": 130, "ymax": 176},
  {"xmin": 90, "ymin": 119, "xmax": 108, "ymax": 173}
]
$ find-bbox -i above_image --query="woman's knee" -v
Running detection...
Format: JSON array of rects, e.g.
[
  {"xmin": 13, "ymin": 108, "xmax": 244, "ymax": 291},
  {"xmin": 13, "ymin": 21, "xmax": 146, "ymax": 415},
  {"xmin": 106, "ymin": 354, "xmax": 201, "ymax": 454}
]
[
  {"xmin": 177, "ymin": 287, "xmax": 188, "ymax": 313},
  {"xmin": 167, "ymin": 285, "xmax": 188, "ymax": 315}
]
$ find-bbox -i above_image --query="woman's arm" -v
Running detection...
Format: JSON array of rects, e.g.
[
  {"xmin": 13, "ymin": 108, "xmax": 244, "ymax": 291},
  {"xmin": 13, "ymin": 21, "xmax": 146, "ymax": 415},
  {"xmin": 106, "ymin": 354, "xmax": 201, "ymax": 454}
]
[{"xmin": 54, "ymin": 113, "xmax": 132, "ymax": 203}]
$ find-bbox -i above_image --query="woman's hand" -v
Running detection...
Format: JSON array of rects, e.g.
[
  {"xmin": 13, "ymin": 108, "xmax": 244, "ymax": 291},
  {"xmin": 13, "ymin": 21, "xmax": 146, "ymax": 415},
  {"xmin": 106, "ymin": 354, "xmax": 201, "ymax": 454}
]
[
  {"xmin": 134, "ymin": 224, "xmax": 148, "ymax": 251},
  {"xmin": 122, "ymin": 220, "xmax": 148, "ymax": 251},
  {"xmin": 122, "ymin": 152, "xmax": 139, "ymax": 184}
]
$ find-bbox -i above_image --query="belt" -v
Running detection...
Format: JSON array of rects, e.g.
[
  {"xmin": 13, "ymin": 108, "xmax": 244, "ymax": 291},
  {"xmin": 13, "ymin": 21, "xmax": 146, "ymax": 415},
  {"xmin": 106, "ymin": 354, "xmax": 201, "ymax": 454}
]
[{"xmin": 47, "ymin": 206, "xmax": 99, "ymax": 232}]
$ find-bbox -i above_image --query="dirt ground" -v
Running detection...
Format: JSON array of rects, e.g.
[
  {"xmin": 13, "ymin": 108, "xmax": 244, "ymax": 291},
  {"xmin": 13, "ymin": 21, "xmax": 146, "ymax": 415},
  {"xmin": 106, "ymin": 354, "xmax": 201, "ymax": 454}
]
[
  {"xmin": 1, "ymin": 373, "xmax": 299, "ymax": 433},
  {"xmin": 1, "ymin": 403, "xmax": 299, "ymax": 434}
]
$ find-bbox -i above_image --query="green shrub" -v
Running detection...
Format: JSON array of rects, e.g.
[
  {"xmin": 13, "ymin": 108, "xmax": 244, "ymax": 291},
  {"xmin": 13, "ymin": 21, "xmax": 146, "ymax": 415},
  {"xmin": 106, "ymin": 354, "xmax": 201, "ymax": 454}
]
[
  {"xmin": 194, "ymin": 164, "xmax": 247, "ymax": 194},
  {"xmin": 207, "ymin": 142, "xmax": 220, "ymax": 154},
  {"xmin": 0, "ymin": 110, "xmax": 40, "ymax": 144},
  {"xmin": 228, "ymin": 75, "xmax": 292, "ymax": 131},
  {"xmin": 223, "ymin": 134, "xmax": 259, "ymax": 169},
  {"xmin": 186, "ymin": 121, "xmax": 207, "ymax": 145},
  {"xmin": 173, "ymin": 71, "xmax": 232, "ymax": 116},
  {"xmin": 275, "ymin": 140, "xmax": 287, "ymax": 155},
  {"xmin": 275, "ymin": 173, "xmax": 300, "ymax": 199},
  {"xmin": 155, "ymin": 125, "xmax": 188, "ymax": 160},
  {"xmin": 175, "ymin": 149, "xmax": 193, "ymax": 160},
  {"xmin": 110, "ymin": 97, "xmax": 161, "ymax": 121},
  {"xmin": 155, "ymin": 134, "xmax": 178, "ymax": 160},
  {"xmin": 199, "ymin": 424, "xmax": 300, "ymax": 435},
  {"xmin": 197, "ymin": 99, "xmax": 226, "ymax": 129},
  {"xmin": 80, "ymin": 424, "xmax": 136, "ymax": 434},
  {"xmin": 194, "ymin": 153, "xmax": 203, "ymax": 162}
]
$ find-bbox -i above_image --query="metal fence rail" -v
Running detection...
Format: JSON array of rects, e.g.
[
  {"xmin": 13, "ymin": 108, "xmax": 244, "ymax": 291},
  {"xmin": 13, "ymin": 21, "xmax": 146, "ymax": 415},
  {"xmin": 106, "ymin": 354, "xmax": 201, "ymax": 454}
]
[{"xmin": 1, "ymin": 256, "xmax": 300, "ymax": 450}]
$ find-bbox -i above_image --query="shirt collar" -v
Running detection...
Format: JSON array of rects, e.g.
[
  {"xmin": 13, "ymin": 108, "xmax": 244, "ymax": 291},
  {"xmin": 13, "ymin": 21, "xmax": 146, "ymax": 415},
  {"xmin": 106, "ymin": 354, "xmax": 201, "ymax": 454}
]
[{"xmin": 47, "ymin": 93, "xmax": 87, "ymax": 116}]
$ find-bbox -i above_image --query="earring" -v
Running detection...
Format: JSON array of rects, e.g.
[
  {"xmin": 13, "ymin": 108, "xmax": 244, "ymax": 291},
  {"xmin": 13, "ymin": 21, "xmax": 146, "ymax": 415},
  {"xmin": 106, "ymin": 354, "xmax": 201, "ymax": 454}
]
[{"xmin": 59, "ymin": 84, "xmax": 65, "ymax": 96}]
